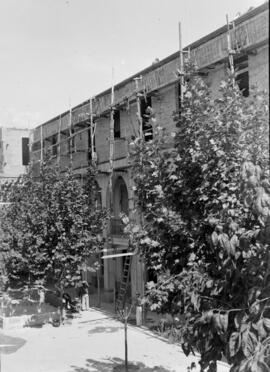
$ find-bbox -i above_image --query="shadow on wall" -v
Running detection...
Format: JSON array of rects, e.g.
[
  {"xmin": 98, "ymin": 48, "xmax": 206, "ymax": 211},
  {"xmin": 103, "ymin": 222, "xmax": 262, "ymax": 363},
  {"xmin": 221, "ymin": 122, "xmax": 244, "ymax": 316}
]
[{"xmin": 69, "ymin": 357, "xmax": 173, "ymax": 372}]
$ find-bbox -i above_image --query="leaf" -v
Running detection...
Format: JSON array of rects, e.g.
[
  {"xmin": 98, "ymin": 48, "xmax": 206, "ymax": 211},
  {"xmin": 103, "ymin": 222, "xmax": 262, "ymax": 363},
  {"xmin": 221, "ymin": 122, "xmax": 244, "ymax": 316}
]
[
  {"xmin": 234, "ymin": 311, "xmax": 247, "ymax": 330},
  {"xmin": 181, "ymin": 342, "xmax": 191, "ymax": 356},
  {"xmin": 229, "ymin": 332, "xmax": 241, "ymax": 357},
  {"xmin": 241, "ymin": 329, "xmax": 258, "ymax": 358},
  {"xmin": 219, "ymin": 313, "xmax": 228, "ymax": 332},
  {"xmin": 263, "ymin": 318, "xmax": 270, "ymax": 332}
]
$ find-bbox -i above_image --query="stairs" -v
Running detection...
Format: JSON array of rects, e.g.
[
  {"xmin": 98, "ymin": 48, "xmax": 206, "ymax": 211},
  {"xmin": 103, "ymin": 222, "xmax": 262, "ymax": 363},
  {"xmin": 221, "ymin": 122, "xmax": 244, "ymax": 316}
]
[{"xmin": 115, "ymin": 254, "xmax": 132, "ymax": 312}]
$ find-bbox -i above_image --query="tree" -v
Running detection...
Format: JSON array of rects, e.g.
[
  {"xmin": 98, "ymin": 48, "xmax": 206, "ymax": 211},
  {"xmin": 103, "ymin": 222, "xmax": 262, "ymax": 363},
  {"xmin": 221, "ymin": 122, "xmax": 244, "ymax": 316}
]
[
  {"xmin": 0, "ymin": 160, "xmax": 108, "ymax": 294},
  {"xmin": 127, "ymin": 65, "xmax": 270, "ymax": 371}
]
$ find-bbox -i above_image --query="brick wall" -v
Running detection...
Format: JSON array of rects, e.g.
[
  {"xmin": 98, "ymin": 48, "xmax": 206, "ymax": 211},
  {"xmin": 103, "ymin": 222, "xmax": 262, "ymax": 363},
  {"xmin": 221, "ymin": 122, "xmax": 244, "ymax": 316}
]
[
  {"xmin": 249, "ymin": 45, "xmax": 269, "ymax": 91},
  {"xmin": 153, "ymin": 85, "xmax": 177, "ymax": 133}
]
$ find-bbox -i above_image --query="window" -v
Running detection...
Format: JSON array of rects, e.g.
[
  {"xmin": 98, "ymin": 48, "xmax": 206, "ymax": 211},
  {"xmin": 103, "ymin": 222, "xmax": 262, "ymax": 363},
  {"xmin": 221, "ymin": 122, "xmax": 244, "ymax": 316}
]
[
  {"xmin": 52, "ymin": 135, "xmax": 58, "ymax": 156},
  {"xmin": 88, "ymin": 127, "xmax": 96, "ymax": 162},
  {"xmin": 113, "ymin": 109, "xmax": 121, "ymax": 138},
  {"xmin": 68, "ymin": 128, "xmax": 75, "ymax": 154},
  {"xmin": 141, "ymin": 96, "xmax": 153, "ymax": 141},
  {"xmin": 235, "ymin": 55, "xmax": 249, "ymax": 97},
  {"xmin": 32, "ymin": 141, "xmax": 41, "ymax": 152},
  {"xmin": 22, "ymin": 137, "xmax": 30, "ymax": 165}
]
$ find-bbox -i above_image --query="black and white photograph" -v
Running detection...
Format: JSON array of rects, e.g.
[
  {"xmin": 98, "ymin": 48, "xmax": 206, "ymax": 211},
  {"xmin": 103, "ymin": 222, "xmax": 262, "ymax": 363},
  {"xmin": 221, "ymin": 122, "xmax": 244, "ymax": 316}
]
[{"xmin": 0, "ymin": 1, "xmax": 269, "ymax": 371}]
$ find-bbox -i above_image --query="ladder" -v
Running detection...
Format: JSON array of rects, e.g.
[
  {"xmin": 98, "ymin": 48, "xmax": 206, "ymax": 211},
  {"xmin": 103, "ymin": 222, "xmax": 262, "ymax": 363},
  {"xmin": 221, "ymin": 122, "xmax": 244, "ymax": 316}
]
[{"xmin": 115, "ymin": 254, "xmax": 132, "ymax": 312}]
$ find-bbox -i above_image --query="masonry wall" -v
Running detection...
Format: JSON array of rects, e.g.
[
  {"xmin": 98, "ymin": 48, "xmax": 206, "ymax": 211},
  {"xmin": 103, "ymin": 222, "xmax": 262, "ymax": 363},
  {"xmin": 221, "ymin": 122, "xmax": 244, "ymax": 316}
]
[
  {"xmin": 0, "ymin": 127, "xmax": 30, "ymax": 181},
  {"xmin": 249, "ymin": 45, "xmax": 269, "ymax": 91}
]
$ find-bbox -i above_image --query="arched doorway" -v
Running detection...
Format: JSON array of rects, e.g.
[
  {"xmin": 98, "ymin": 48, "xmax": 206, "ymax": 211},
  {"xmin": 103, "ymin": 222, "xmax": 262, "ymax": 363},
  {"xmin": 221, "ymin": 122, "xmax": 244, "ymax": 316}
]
[
  {"xmin": 110, "ymin": 176, "xmax": 128, "ymax": 235},
  {"xmin": 113, "ymin": 176, "xmax": 128, "ymax": 216}
]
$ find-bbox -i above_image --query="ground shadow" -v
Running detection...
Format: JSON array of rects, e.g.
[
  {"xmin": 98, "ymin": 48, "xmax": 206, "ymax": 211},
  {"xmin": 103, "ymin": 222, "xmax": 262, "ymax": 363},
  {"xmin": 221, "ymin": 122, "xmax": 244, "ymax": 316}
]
[
  {"xmin": 69, "ymin": 357, "xmax": 173, "ymax": 372},
  {"xmin": 0, "ymin": 333, "xmax": 26, "ymax": 354},
  {"xmin": 88, "ymin": 325, "xmax": 122, "ymax": 334}
]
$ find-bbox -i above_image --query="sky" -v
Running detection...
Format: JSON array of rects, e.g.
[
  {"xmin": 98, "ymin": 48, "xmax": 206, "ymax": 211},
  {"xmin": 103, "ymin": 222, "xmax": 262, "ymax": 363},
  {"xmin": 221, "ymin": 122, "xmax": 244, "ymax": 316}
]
[{"xmin": 0, "ymin": 0, "xmax": 267, "ymax": 129}]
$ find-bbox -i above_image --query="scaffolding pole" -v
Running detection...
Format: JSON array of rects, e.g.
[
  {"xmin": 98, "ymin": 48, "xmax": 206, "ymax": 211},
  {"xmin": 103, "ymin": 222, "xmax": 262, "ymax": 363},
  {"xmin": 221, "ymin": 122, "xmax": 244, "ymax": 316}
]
[
  {"xmin": 69, "ymin": 107, "xmax": 73, "ymax": 168},
  {"xmin": 134, "ymin": 76, "xmax": 143, "ymax": 140},
  {"xmin": 178, "ymin": 22, "xmax": 184, "ymax": 104},
  {"xmin": 58, "ymin": 115, "xmax": 61, "ymax": 164},
  {"xmin": 89, "ymin": 97, "xmax": 96, "ymax": 164},
  {"xmin": 107, "ymin": 68, "xmax": 117, "ymax": 311},
  {"xmin": 40, "ymin": 125, "xmax": 43, "ymax": 163},
  {"xmin": 226, "ymin": 14, "xmax": 235, "ymax": 85}
]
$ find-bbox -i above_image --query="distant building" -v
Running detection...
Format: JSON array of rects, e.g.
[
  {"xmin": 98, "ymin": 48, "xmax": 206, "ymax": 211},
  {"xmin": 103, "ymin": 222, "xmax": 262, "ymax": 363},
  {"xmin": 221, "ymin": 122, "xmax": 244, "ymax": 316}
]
[
  {"xmin": 30, "ymin": 3, "xmax": 269, "ymax": 304},
  {"xmin": 0, "ymin": 127, "xmax": 30, "ymax": 183}
]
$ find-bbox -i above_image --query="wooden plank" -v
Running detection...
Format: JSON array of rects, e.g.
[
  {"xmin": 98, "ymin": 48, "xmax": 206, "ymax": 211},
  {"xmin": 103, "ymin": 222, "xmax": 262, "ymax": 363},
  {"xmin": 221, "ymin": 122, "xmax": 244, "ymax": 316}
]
[{"xmin": 101, "ymin": 252, "xmax": 135, "ymax": 259}]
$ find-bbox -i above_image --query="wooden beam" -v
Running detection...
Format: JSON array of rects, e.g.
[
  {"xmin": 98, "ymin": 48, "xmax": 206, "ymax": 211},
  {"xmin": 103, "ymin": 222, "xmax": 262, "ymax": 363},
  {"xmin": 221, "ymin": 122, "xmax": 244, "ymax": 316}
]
[{"xmin": 101, "ymin": 252, "xmax": 135, "ymax": 259}]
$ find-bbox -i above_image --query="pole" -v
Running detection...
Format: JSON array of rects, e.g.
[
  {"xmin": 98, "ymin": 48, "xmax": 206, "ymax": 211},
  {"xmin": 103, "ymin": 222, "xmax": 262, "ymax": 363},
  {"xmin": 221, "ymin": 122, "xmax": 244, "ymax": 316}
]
[
  {"xmin": 90, "ymin": 97, "xmax": 95, "ymax": 164},
  {"xmin": 69, "ymin": 106, "xmax": 73, "ymax": 168},
  {"xmin": 58, "ymin": 115, "xmax": 61, "ymax": 164},
  {"xmin": 134, "ymin": 76, "xmax": 143, "ymax": 140},
  {"xmin": 124, "ymin": 307, "xmax": 128, "ymax": 372},
  {"xmin": 108, "ymin": 68, "xmax": 116, "ymax": 311},
  {"xmin": 226, "ymin": 14, "xmax": 235, "ymax": 85},
  {"xmin": 40, "ymin": 125, "xmax": 43, "ymax": 163},
  {"xmin": 178, "ymin": 21, "xmax": 184, "ymax": 105},
  {"xmin": 89, "ymin": 97, "xmax": 101, "ymax": 307}
]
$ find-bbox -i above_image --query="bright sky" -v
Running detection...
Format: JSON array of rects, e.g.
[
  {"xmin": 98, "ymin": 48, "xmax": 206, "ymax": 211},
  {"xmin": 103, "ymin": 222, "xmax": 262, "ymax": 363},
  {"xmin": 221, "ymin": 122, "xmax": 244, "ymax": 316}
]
[{"xmin": 0, "ymin": 0, "xmax": 266, "ymax": 129}]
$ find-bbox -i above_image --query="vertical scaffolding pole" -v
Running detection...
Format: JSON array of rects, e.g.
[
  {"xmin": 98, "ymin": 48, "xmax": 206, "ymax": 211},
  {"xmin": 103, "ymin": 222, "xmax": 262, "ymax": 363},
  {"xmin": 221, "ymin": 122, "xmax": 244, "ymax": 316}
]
[
  {"xmin": 69, "ymin": 105, "xmax": 73, "ymax": 168},
  {"xmin": 108, "ymin": 68, "xmax": 117, "ymax": 311},
  {"xmin": 226, "ymin": 14, "xmax": 235, "ymax": 85},
  {"xmin": 134, "ymin": 76, "xmax": 143, "ymax": 140},
  {"xmin": 58, "ymin": 115, "xmax": 61, "ymax": 164},
  {"xmin": 89, "ymin": 96, "xmax": 101, "ymax": 306},
  {"xmin": 178, "ymin": 22, "xmax": 184, "ymax": 104},
  {"xmin": 40, "ymin": 125, "xmax": 43, "ymax": 163},
  {"xmin": 89, "ymin": 97, "xmax": 96, "ymax": 164}
]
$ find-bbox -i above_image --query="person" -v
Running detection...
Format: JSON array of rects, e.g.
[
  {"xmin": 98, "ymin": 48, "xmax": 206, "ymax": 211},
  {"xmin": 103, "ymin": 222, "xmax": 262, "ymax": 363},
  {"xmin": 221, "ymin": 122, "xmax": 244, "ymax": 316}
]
[
  {"xmin": 80, "ymin": 281, "xmax": 89, "ymax": 311},
  {"xmin": 135, "ymin": 293, "xmax": 143, "ymax": 327},
  {"xmin": 63, "ymin": 292, "xmax": 72, "ymax": 310}
]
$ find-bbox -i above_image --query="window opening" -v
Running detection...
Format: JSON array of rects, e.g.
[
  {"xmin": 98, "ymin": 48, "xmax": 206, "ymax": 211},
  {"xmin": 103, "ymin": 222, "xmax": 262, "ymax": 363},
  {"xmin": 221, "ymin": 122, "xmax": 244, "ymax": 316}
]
[
  {"xmin": 141, "ymin": 96, "xmax": 153, "ymax": 141},
  {"xmin": 235, "ymin": 55, "xmax": 249, "ymax": 97},
  {"xmin": 52, "ymin": 135, "xmax": 58, "ymax": 156},
  {"xmin": 113, "ymin": 110, "xmax": 121, "ymax": 138},
  {"xmin": 69, "ymin": 128, "xmax": 75, "ymax": 154},
  {"xmin": 22, "ymin": 137, "xmax": 30, "ymax": 165}
]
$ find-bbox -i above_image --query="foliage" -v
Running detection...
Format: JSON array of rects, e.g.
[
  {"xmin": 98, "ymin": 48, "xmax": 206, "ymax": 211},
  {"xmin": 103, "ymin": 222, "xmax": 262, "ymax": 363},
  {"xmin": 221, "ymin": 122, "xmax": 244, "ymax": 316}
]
[
  {"xmin": 127, "ymin": 64, "xmax": 270, "ymax": 371},
  {"xmin": 0, "ymin": 160, "xmax": 108, "ymax": 292}
]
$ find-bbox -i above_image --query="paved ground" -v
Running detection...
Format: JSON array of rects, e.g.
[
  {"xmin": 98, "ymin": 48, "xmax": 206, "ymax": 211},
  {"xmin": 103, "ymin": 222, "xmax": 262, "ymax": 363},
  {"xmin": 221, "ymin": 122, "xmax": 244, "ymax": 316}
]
[{"xmin": 0, "ymin": 308, "xmax": 230, "ymax": 372}]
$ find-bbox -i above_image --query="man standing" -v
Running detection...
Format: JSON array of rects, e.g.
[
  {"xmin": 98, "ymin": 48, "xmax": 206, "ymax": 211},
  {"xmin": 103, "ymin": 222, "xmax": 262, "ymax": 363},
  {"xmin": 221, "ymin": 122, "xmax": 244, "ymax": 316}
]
[{"xmin": 80, "ymin": 281, "xmax": 89, "ymax": 311}]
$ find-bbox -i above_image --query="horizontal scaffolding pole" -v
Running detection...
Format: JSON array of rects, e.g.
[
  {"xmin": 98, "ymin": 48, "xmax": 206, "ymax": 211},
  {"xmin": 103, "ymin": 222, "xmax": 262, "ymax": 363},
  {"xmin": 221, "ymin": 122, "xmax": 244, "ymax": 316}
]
[{"xmin": 101, "ymin": 252, "xmax": 135, "ymax": 259}]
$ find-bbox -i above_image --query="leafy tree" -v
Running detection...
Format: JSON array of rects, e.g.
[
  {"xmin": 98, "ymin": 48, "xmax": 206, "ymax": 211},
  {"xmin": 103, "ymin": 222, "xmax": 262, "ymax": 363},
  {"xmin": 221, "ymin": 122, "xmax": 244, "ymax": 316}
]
[
  {"xmin": 127, "ymin": 65, "xmax": 270, "ymax": 371},
  {"xmin": 0, "ymin": 160, "xmax": 107, "ymax": 294}
]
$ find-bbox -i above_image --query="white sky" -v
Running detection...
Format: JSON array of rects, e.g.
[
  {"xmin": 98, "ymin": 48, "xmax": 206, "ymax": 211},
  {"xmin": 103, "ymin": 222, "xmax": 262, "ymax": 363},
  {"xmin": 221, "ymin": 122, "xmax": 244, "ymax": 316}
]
[{"xmin": 0, "ymin": 0, "xmax": 267, "ymax": 129}]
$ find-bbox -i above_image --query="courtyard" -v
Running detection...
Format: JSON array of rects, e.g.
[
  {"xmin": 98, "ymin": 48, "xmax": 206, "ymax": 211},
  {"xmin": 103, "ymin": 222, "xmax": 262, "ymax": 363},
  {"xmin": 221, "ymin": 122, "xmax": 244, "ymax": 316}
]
[{"xmin": 0, "ymin": 308, "xmax": 230, "ymax": 372}]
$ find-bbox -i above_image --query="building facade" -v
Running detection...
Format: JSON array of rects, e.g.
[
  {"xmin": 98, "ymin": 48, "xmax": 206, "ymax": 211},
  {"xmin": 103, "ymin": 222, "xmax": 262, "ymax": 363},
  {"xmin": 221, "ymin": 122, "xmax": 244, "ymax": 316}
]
[
  {"xmin": 0, "ymin": 127, "xmax": 30, "ymax": 183},
  {"xmin": 30, "ymin": 3, "xmax": 269, "ymax": 302}
]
